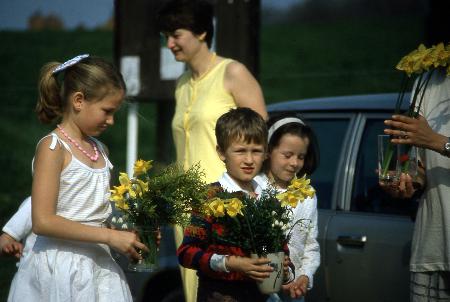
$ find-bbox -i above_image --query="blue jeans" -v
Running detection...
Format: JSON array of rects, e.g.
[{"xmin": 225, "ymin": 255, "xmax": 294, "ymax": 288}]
[{"xmin": 267, "ymin": 293, "xmax": 305, "ymax": 302}]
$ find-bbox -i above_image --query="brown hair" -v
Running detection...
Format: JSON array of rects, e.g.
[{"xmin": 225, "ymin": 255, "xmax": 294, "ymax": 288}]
[
  {"xmin": 157, "ymin": 0, "xmax": 214, "ymax": 48},
  {"xmin": 36, "ymin": 56, "xmax": 126, "ymax": 124},
  {"xmin": 264, "ymin": 114, "xmax": 320, "ymax": 176},
  {"xmin": 215, "ymin": 107, "xmax": 267, "ymax": 152}
]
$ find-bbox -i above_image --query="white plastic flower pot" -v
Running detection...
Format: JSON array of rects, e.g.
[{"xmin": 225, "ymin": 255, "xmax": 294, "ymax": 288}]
[{"xmin": 251, "ymin": 251, "xmax": 285, "ymax": 294}]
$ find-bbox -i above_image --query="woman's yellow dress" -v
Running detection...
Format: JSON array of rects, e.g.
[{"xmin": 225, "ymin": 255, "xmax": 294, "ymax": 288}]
[{"xmin": 172, "ymin": 58, "xmax": 236, "ymax": 302}]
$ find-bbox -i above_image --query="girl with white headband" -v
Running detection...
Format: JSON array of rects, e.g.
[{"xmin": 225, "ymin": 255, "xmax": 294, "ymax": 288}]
[{"xmin": 255, "ymin": 115, "xmax": 320, "ymax": 302}]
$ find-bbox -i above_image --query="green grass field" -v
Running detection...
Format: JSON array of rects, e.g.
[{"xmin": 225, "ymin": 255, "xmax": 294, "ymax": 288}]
[{"xmin": 0, "ymin": 15, "xmax": 424, "ymax": 300}]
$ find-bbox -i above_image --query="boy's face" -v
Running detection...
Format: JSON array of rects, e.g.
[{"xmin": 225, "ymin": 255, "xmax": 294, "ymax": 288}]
[{"xmin": 217, "ymin": 138, "xmax": 266, "ymax": 190}]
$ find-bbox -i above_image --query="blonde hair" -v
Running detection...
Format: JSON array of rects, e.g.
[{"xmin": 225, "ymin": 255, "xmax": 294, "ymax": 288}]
[{"xmin": 36, "ymin": 56, "xmax": 126, "ymax": 124}]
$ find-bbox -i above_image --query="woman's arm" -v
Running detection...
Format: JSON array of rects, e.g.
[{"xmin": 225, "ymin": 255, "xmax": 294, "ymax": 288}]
[
  {"xmin": 224, "ymin": 61, "xmax": 268, "ymax": 120},
  {"xmin": 384, "ymin": 114, "xmax": 448, "ymax": 153},
  {"xmin": 31, "ymin": 137, "xmax": 146, "ymax": 259}
]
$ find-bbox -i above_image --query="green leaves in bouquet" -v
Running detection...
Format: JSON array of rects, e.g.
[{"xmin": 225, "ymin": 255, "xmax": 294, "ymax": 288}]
[
  {"xmin": 245, "ymin": 189, "xmax": 293, "ymax": 255},
  {"xmin": 143, "ymin": 163, "xmax": 209, "ymax": 227},
  {"xmin": 205, "ymin": 187, "xmax": 299, "ymax": 256},
  {"xmin": 110, "ymin": 160, "xmax": 208, "ymax": 228}
]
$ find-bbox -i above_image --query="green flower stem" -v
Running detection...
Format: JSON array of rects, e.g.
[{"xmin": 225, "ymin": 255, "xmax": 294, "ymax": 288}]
[
  {"xmin": 241, "ymin": 207, "xmax": 257, "ymax": 255},
  {"xmin": 381, "ymin": 140, "xmax": 394, "ymax": 177},
  {"xmin": 395, "ymin": 74, "xmax": 410, "ymax": 113},
  {"xmin": 384, "ymin": 70, "xmax": 434, "ymax": 176},
  {"xmin": 139, "ymin": 228, "xmax": 158, "ymax": 267},
  {"xmin": 408, "ymin": 73, "xmax": 423, "ymax": 114}
]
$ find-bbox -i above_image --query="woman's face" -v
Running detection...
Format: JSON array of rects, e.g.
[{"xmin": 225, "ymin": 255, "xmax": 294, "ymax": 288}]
[
  {"xmin": 268, "ymin": 134, "xmax": 309, "ymax": 189},
  {"xmin": 163, "ymin": 29, "xmax": 205, "ymax": 63}
]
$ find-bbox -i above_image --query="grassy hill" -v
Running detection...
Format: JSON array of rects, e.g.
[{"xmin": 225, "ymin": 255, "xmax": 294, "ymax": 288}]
[{"xmin": 0, "ymin": 15, "xmax": 424, "ymax": 299}]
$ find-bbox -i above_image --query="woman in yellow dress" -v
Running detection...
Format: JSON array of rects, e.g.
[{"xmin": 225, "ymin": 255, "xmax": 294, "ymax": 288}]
[{"xmin": 157, "ymin": 1, "xmax": 267, "ymax": 301}]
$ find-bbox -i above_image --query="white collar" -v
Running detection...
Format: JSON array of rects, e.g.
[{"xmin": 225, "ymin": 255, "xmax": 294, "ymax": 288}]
[
  {"xmin": 254, "ymin": 172, "xmax": 289, "ymax": 193},
  {"xmin": 218, "ymin": 172, "xmax": 262, "ymax": 197}
]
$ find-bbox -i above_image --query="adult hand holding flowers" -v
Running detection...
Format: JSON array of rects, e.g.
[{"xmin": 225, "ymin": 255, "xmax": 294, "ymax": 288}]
[
  {"xmin": 385, "ymin": 114, "xmax": 449, "ymax": 153},
  {"xmin": 379, "ymin": 167, "xmax": 426, "ymax": 200},
  {"xmin": 380, "ymin": 43, "xmax": 450, "ymax": 181},
  {"xmin": 382, "ymin": 115, "xmax": 431, "ymax": 198}
]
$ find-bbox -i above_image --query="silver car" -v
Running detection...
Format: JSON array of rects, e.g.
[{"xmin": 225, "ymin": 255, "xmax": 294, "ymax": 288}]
[{"xmin": 268, "ymin": 93, "xmax": 416, "ymax": 302}]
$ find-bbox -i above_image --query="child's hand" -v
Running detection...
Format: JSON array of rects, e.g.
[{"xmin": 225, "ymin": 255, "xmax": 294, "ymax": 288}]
[
  {"xmin": 107, "ymin": 229, "xmax": 149, "ymax": 261},
  {"xmin": 283, "ymin": 255, "xmax": 293, "ymax": 283},
  {"xmin": 282, "ymin": 275, "xmax": 309, "ymax": 299},
  {"xmin": 225, "ymin": 255, "xmax": 273, "ymax": 282},
  {"xmin": 0, "ymin": 233, "xmax": 23, "ymax": 259}
]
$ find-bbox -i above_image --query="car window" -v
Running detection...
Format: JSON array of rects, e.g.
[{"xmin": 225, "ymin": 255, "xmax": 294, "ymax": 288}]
[
  {"xmin": 304, "ymin": 117, "xmax": 350, "ymax": 210},
  {"xmin": 350, "ymin": 118, "xmax": 417, "ymax": 216}
]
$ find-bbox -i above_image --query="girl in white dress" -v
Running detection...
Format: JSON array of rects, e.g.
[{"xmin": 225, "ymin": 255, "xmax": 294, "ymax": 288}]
[
  {"xmin": 8, "ymin": 55, "xmax": 147, "ymax": 302},
  {"xmin": 255, "ymin": 116, "xmax": 320, "ymax": 302}
]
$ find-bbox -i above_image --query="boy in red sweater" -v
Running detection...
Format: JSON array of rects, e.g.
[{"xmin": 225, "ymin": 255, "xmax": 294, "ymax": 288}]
[{"xmin": 177, "ymin": 108, "xmax": 294, "ymax": 301}]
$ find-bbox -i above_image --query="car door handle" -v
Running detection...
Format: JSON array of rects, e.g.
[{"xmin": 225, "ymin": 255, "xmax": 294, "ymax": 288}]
[{"xmin": 336, "ymin": 235, "xmax": 367, "ymax": 247}]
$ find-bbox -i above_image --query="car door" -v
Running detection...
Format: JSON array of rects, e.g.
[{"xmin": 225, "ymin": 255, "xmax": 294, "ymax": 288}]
[
  {"xmin": 296, "ymin": 114, "xmax": 355, "ymax": 302},
  {"xmin": 324, "ymin": 114, "xmax": 415, "ymax": 302}
]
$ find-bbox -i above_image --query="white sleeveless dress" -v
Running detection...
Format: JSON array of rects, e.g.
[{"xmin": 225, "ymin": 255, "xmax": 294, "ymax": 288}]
[{"xmin": 8, "ymin": 133, "xmax": 133, "ymax": 302}]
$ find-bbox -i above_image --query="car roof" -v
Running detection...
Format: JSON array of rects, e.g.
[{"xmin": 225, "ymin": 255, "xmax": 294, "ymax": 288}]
[{"xmin": 267, "ymin": 93, "xmax": 411, "ymax": 113}]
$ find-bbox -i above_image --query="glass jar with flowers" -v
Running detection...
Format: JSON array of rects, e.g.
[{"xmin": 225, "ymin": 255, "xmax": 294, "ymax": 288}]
[
  {"xmin": 110, "ymin": 160, "xmax": 208, "ymax": 272},
  {"xmin": 380, "ymin": 43, "xmax": 450, "ymax": 181}
]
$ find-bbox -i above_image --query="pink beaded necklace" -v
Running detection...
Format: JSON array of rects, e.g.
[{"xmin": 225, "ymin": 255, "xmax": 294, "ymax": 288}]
[{"xmin": 57, "ymin": 124, "xmax": 99, "ymax": 161}]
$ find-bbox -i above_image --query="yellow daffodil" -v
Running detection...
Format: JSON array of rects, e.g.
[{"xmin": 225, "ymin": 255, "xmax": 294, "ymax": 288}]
[
  {"xmin": 208, "ymin": 197, "xmax": 226, "ymax": 217},
  {"xmin": 133, "ymin": 179, "xmax": 149, "ymax": 197},
  {"xmin": 133, "ymin": 159, "xmax": 153, "ymax": 177},
  {"xmin": 396, "ymin": 43, "xmax": 450, "ymax": 76},
  {"xmin": 277, "ymin": 175, "xmax": 315, "ymax": 208},
  {"xmin": 277, "ymin": 191, "xmax": 300, "ymax": 208},
  {"xmin": 115, "ymin": 199, "xmax": 129, "ymax": 211},
  {"xmin": 128, "ymin": 186, "xmax": 139, "ymax": 199},
  {"xmin": 110, "ymin": 184, "xmax": 127, "ymax": 202},
  {"xmin": 110, "ymin": 184, "xmax": 129, "ymax": 210},
  {"xmin": 430, "ymin": 43, "xmax": 449, "ymax": 67},
  {"xmin": 119, "ymin": 172, "xmax": 131, "ymax": 187},
  {"xmin": 225, "ymin": 198, "xmax": 244, "ymax": 217}
]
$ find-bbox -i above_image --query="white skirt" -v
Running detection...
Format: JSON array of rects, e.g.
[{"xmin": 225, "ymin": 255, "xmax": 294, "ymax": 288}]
[{"xmin": 8, "ymin": 236, "xmax": 132, "ymax": 302}]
